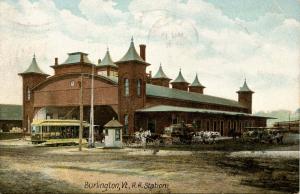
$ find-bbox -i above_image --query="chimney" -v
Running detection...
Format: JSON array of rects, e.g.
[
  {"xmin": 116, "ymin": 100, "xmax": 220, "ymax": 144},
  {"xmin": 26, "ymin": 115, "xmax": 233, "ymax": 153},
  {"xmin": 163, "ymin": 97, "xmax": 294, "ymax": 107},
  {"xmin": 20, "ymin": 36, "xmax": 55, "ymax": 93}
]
[
  {"xmin": 139, "ymin": 44, "xmax": 146, "ymax": 61},
  {"xmin": 55, "ymin": 57, "xmax": 58, "ymax": 65},
  {"xmin": 98, "ymin": 58, "xmax": 101, "ymax": 64},
  {"xmin": 80, "ymin": 53, "xmax": 84, "ymax": 63}
]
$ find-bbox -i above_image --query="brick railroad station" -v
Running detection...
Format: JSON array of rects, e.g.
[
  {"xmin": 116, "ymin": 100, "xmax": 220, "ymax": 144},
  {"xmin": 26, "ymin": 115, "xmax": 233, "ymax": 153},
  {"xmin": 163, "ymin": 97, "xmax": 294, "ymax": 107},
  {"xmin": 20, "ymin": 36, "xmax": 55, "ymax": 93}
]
[{"xmin": 19, "ymin": 38, "xmax": 269, "ymax": 136}]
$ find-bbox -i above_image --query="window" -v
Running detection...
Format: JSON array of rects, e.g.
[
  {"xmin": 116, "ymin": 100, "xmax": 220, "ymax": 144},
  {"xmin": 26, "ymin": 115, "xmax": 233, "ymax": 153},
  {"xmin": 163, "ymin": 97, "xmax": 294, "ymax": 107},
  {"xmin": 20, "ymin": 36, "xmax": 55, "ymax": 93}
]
[
  {"xmin": 137, "ymin": 79, "xmax": 141, "ymax": 96},
  {"xmin": 124, "ymin": 114, "xmax": 128, "ymax": 134},
  {"xmin": 124, "ymin": 78, "xmax": 129, "ymax": 96},
  {"xmin": 27, "ymin": 87, "xmax": 31, "ymax": 101},
  {"xmin": 115, "ymin": 129, "xmax": 121, "ymax": 141},
  {"xmin": 70, "ymin": 80, "xmax": 75, "ymax": 87},
  {"xmin": 105, "ymin": 129, "xmax": 108, "ymax": 136}
]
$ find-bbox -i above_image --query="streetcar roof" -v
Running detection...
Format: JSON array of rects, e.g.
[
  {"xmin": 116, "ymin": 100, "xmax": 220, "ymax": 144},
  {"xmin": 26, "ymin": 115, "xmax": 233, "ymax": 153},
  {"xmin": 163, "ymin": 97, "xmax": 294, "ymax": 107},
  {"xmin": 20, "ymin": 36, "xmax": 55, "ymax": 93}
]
[{"xmin": 31, "ymin": 119, "xmax": 90, "ymax": 127}]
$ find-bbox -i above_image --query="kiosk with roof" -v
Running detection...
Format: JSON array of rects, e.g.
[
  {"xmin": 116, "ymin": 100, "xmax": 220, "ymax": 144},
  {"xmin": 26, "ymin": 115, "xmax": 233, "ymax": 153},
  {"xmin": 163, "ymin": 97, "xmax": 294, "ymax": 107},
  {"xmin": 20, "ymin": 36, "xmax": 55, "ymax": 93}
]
[{"xmin": 104, "ymin": 118, "xmax": 123, "ymax": 148}]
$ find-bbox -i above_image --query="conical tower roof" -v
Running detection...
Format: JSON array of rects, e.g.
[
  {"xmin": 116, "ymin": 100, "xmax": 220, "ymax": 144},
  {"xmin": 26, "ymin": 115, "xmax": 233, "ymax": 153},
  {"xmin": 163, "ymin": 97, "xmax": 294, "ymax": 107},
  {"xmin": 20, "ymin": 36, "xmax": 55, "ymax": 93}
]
[
  {"xmin": 190, "ymin": 74, "xmax": 205, "ymax": 87},
  {"xmin": 237, "ymin": 79, "xmax": 254, "ymax": 93},
  {"xmin": 116, "ymin": 38, "xmax": 147, "ymax": 64},
  {"xmin": 98, "ymin": 48, "xmax": 117, "ymax": 67},
  {"xmin": 152, "ymin": 64, "xmax": 170, "ymax": 80},
  {"xmin": 20, "ymin": 54, "xmax": 48, "ymax": 75},
  {"xmin": 172, "ymin": 69, "xmax": 188, "ymax": 83}
]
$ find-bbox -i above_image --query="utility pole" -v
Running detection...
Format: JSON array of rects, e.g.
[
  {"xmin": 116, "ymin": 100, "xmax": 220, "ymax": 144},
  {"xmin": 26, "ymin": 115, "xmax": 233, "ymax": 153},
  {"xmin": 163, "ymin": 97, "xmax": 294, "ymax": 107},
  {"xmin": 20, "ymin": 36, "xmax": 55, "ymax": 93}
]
[
  {"xmin": 89, "ymin": 64, "xmax": 95, "ymax": 148},
  {"xmin": 79, "ymin": 74, "xmax": 83, "ymax": 151}
]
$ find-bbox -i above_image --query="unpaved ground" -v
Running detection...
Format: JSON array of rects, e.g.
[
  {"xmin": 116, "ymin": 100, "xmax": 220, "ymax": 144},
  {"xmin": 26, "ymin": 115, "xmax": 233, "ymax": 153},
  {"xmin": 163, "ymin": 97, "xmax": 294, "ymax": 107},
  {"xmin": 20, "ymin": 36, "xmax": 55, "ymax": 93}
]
[{"xmin": 0, "ymin": 140, "xmax": 298, "ymax": 193}]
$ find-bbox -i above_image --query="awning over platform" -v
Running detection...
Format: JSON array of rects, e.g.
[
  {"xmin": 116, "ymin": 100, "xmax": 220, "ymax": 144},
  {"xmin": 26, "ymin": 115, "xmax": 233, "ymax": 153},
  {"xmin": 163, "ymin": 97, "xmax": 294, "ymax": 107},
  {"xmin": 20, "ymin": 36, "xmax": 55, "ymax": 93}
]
[
  {"xmin": 31, "ymin": 119, "xmax": 90, "ymax": 127},
  {"xmin": 136, "ymin": 105, "xmax": 272, "ymax": 118}
]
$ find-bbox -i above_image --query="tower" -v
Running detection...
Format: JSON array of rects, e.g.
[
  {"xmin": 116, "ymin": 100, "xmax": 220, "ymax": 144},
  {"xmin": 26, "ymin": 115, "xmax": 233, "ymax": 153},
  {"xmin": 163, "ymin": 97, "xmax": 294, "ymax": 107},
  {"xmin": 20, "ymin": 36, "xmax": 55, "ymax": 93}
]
[
  {"xmin": 171, "ymin": 69, "xmax": 189, "ymax": 91},
  {"xmin": 189, "ymin": 74, "xmax": 205, "ymax": 94},
  {"xmin": 18, "ymin": 54, "xmax": 49, "ymax": 132},
  {"xmin": 237, "ymin": 79, "xmax": 254, "ymax": 114},
  {"xmin": 151, "ymin": 63, "xmax": 171, "ymax": 87},
  {"xmin": 115, "ymin": 38, "xmax": 150, "ymax": 134},
  {"xmin": 97, "ymin": 48, "xmax": 118, "ymax": 76}
]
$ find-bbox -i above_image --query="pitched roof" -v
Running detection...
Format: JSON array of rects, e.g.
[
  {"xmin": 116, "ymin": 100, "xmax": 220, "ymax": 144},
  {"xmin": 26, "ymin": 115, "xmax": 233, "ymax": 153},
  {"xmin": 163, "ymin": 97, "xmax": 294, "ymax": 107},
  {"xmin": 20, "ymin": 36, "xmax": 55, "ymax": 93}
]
[
  {"xmin": 103, "ymin": 76, "xmax": 245, "ymax": 109},
  {"xmin": 62, "ymin": 52, "xmax": 93, "ymax": 65},
  {"xmin": 104, "ymin": 118, "xmax": 123, "ymax": 128},
  {"xmin": 98, "ymin": 49, "xmax": 117, "ymax": 68},
  {"xmin": 172, "ymin": 69, "xmax": 188, "ymax": 83},
  {"xmin": 116, "ymin": 38, "xmax": 146, "ymax": 64},
  {"xmin": 0, "ymin": 104, "xmax": 22, "ymax": 121},
  {"xmin": 20, "ymin": 55, "xmax": 48, "ymax": 75},
  {"xmin": 237, "ymin": 80, "xmax": 254, "ymax": 93},
  {"xmin": 146, "ymin": 84, "xmax": 245, "ymax": 108},
  {"xmin": 190, "ymin": 74, "xmax": 205, "ymax": 87},
  {"xmin": 137, "ymin": 105, "xmax": 250, "ymax": 115},
  {"xmin": 152, "ymin": 64, "xmax": 170, "ymax": 79}
]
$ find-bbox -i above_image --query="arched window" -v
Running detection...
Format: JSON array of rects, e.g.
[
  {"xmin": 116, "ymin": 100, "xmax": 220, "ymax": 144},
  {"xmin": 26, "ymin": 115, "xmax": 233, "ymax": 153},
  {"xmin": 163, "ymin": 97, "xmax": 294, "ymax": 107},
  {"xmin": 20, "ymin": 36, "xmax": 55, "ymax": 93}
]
[
  {"xmin": 124, "ymin": 78, "xmax": 129, "ymax": 96},
  {"xmin": 137, "ymin": 79, "xmax": 141, "ymax": 96},
  {"xmin": 27, "ymin": 87, "xmax": 31, "ymax": 101}
]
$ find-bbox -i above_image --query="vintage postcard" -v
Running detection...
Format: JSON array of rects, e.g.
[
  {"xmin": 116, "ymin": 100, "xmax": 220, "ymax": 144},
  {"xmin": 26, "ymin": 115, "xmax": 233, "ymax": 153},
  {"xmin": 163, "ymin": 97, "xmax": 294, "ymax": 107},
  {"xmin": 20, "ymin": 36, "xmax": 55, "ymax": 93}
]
[{"xmin": 0, "ymin": 0, "xmax": 299, "ymax": 193}]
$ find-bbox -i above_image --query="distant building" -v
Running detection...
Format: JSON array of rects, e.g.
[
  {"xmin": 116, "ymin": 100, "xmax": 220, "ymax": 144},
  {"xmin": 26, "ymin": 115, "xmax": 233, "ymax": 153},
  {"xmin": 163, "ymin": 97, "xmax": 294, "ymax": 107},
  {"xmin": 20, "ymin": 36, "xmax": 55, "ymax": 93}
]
[
  {"xmin": 0, "ymin": 104, "xmax": 22, "ymax": 132},
  {"xmin": 273, "ymin": 120, "xmax": 300, "ymax": 133},
  {"xmin": 18, "ymin": 39, "xmax": 269, "ymax": 136}
]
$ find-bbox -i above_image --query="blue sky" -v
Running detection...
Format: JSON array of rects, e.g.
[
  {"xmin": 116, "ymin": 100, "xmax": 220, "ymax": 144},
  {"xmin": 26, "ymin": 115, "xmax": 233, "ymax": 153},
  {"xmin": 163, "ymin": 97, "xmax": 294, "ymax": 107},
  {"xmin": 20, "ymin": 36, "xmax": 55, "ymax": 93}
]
[{"xmin": 0, "ymin": 0, "xmax": 299, "ymax": 112}]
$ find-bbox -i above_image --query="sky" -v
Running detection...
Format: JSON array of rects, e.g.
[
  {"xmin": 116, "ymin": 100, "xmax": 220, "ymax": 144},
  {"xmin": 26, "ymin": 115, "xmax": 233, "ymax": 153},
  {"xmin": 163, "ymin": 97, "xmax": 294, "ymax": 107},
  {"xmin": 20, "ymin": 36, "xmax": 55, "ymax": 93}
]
[{"xmin": 0, "ymin": 0, "xmax": 299, "ymax": 112}]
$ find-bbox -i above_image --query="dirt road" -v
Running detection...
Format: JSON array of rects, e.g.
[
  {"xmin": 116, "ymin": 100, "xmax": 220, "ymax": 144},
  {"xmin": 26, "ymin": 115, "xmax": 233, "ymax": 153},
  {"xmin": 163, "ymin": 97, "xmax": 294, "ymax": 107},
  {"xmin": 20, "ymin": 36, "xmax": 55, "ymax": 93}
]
[{"xmin": 0, "ymin": 141, "xmax": 298, "ymax": 193}]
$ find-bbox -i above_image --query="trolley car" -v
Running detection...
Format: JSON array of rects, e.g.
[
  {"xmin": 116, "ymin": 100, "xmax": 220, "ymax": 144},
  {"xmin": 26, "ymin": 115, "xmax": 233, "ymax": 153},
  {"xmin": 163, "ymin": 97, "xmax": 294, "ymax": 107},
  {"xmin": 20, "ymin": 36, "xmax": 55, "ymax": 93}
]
[{"xmin": 31, "ymin": 119, "xmax": 89, "ymax": 145}]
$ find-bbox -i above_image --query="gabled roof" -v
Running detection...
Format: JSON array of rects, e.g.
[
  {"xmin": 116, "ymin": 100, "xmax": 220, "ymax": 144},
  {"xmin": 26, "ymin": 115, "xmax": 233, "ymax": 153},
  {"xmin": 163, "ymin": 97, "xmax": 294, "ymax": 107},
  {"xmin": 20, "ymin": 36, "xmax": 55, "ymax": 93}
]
[
  {"xmin": 20, "ymin": 55, "xmax": 48, "ymax": 75},
  {"xmin": 98, "ymin": 49, "xmax": 117, "ymax": 68},
  {"xmin": 237, "ymin": 79, "xmax": 254, "ymax": 93},
  {"xmin": 116, "ymin": 38, "xmax": 147, "ymax": 64},
  {"xmin": 190, "ymin": 74, "xmax": 205, "ymax": 88},
  {"xmin": 62, "ymin": 52, "xmax": 93, "ymax": 65},
  {"xmin": 172, "ymin": 69, "xmax": 188, "ymax": 83},
  {"xmin": 0, "ymin": 104, "xmax": 22, "ymax": 121},
  {"xmin": 152, "ymin": 64, "xmax": 170, "ymax": 80}
]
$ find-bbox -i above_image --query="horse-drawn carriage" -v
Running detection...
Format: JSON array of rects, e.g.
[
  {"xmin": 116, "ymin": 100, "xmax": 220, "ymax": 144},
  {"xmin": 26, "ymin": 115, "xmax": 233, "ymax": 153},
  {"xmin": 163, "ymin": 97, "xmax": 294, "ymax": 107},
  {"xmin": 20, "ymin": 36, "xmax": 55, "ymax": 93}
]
[{"xmin": 242, "ymin": 127, "xmax": 285, "ymax": 144}]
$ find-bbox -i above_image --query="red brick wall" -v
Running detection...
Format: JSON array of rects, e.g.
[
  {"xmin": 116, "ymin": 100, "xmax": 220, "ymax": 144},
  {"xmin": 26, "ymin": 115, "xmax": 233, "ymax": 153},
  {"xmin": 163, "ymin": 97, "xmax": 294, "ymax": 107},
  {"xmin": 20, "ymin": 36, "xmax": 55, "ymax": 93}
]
[
  {"xmin": 135, "ymin": 112, "xmax": 266, "ymax": 136},
  {"xmin": 238, "ymin": 92, "xmax": 252, "ymax": 114},
  {"xmin": 52, "ymin": 64, "xmax": 94, "ymax": 76},
  {"xmin": 189, "ymin": 86, "xmax": 204, "ymax": 94},
  {"xmin": 117, "ymin": 61, "xmax": 147, "ymax": 134},
  {"xmin": 151, "ymin": 78, "xmax": 170, "ymax": 87},
  {"xmin": 171, "ymin": 82, "xmax": 189, "ymax": 91},
  {"xmin": 33, "ymin": 74, "xmax": 118, "ymax": 108},
  {"xmin": 20, "ymin": 74, "xmax": 48, "ymax": 132}
]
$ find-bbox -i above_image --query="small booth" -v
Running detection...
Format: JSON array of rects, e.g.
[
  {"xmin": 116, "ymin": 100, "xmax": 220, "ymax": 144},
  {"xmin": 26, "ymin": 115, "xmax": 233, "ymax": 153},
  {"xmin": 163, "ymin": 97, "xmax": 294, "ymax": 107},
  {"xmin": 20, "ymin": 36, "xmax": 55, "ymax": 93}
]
[{"xmin": 104, "ymin": 118, "xmax": 123, "ymax": 148}]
